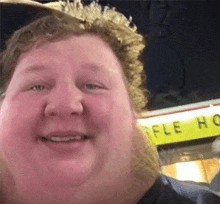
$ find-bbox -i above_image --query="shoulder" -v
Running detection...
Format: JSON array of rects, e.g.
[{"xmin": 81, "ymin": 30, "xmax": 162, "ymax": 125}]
[
  {"xmin": 138, "ymin": 175, "xmax": 195, "ymax": 204},
  {"xmin": 138, "ymin": 174, "xmax": 220, "ymax": 204},
  {"xmin": 161, "ymin": 174, "xmax": 220, "ymax": 204}
]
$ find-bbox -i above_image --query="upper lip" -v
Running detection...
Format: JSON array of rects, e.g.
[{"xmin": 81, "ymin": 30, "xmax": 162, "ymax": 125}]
[{"xmin": 42, "ymin": 131, "xmax": 88, "ymax": 139}]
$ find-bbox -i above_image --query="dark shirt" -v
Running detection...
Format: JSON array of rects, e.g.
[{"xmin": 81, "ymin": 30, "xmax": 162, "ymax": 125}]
[
  {"xmin": 210, "ymin": 171, "xmax": 220, "ymax": 192},
  {"xmin": 138, "ymin": 175, "xmax": 220, "ymax": 204}
]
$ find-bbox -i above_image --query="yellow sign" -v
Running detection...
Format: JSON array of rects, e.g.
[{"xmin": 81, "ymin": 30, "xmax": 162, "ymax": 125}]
[{"xmin": 138, "ymin": 106, "xmax": 220, "ymax": 145}]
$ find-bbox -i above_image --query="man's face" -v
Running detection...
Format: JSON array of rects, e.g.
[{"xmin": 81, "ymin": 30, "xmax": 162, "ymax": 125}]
[{"xmin": 0, "ymin": 35, "xmax": 138, "ymax": 191}]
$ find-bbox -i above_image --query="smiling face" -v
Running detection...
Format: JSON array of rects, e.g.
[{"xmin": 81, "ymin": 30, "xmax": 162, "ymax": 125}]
[{"xmin": 0, "ymin": 34, "xmax": 139, "ymax": 203}]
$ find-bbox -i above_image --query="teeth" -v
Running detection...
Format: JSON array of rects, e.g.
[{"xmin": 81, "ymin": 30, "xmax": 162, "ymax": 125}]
[{"xmin": 50, "ymin": 136, "xmax": 86, "ymax": 142}]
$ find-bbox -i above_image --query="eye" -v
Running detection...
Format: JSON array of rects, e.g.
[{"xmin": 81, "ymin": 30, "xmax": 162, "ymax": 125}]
[
  {"xmin": 85, "ymin": 84, "xmax": 101, "ymax": 90},
  {"xmin": 31, "ymin": 85, "xmax": 45, "ymax": 91}
]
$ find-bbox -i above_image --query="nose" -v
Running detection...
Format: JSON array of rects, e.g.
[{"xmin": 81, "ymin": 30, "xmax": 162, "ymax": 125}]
[{"xmin": 44, "ymin": 83, "xmax": 83, "ymax": 118}]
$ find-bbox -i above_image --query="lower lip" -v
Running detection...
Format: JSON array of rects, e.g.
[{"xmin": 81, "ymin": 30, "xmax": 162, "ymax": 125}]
[{"xmin": 40, "ymin": 139, "xmax": 89, "ymax": 154}]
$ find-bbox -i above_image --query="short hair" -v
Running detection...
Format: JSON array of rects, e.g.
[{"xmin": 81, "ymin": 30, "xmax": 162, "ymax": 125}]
[{"xmin": 0, "ymin": 1, "xmax": 148, "ymax": 113}]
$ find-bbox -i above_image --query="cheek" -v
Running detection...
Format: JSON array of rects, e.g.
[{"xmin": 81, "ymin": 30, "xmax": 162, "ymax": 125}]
[
  {"xmin": 84, "ymin": 96, "xmax": 113, "ymax": 131},
  {"xmin": 84, "ymin": 92, "xmax": 135, "ymax": 141},
  {"xmin": 0, "ymin": 95, "xmax": 45, "ymax": 167},
  {"xmin": 0, "ymin": 95, "xmax": 43, "ymax": 142}
]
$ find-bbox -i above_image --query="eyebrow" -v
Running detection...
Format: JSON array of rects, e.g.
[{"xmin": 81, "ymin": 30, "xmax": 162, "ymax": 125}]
[
  {"xmin": 20, "ymin": 63, "xmax": 110, "ymax": 75},
  {"xmin": 82, "ymin": 63, "xmax": 106, "ymax": 73},
  {"xmin": 20, "ymin": 66, "xmax": 47, "ymax": 74},
  {"xmin": 83, "ymin": 63, "xmax": 121, "ymax": 75}
]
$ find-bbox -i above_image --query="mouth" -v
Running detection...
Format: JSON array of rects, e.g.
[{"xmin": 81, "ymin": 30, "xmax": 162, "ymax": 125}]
[
  {"xmin": 37, "ymin": 131, "xmax": 91, "ymax": 153},
  {"xmin": 40, "ymin": 135, "xmax": 89, "ymax": 143}
]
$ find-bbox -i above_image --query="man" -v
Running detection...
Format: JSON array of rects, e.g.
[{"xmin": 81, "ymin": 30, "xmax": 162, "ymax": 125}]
[{"xmin": 0, "ymin": 0, "xmax": 219, "ymax": 203}]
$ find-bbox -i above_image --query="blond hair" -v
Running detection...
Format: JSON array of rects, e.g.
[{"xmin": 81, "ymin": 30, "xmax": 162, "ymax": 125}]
[{"xmin": 1, "ymin": 0, "xmax": 148, "ymax": 112}]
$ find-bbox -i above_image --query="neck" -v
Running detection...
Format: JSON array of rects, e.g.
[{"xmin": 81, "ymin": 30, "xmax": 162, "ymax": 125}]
[
  {"xmin": 1, "ymin": 164, "xmax": 157, "ymax": 204},
  {"xmin": 1, "ymin": 176, "xmax": 156, "ymax": 204}
]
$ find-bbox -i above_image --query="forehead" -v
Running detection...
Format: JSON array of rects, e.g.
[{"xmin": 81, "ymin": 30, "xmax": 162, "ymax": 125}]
[{"xmin": 15, "ymin": 34, "xmax": 123, "ymax": 77}]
